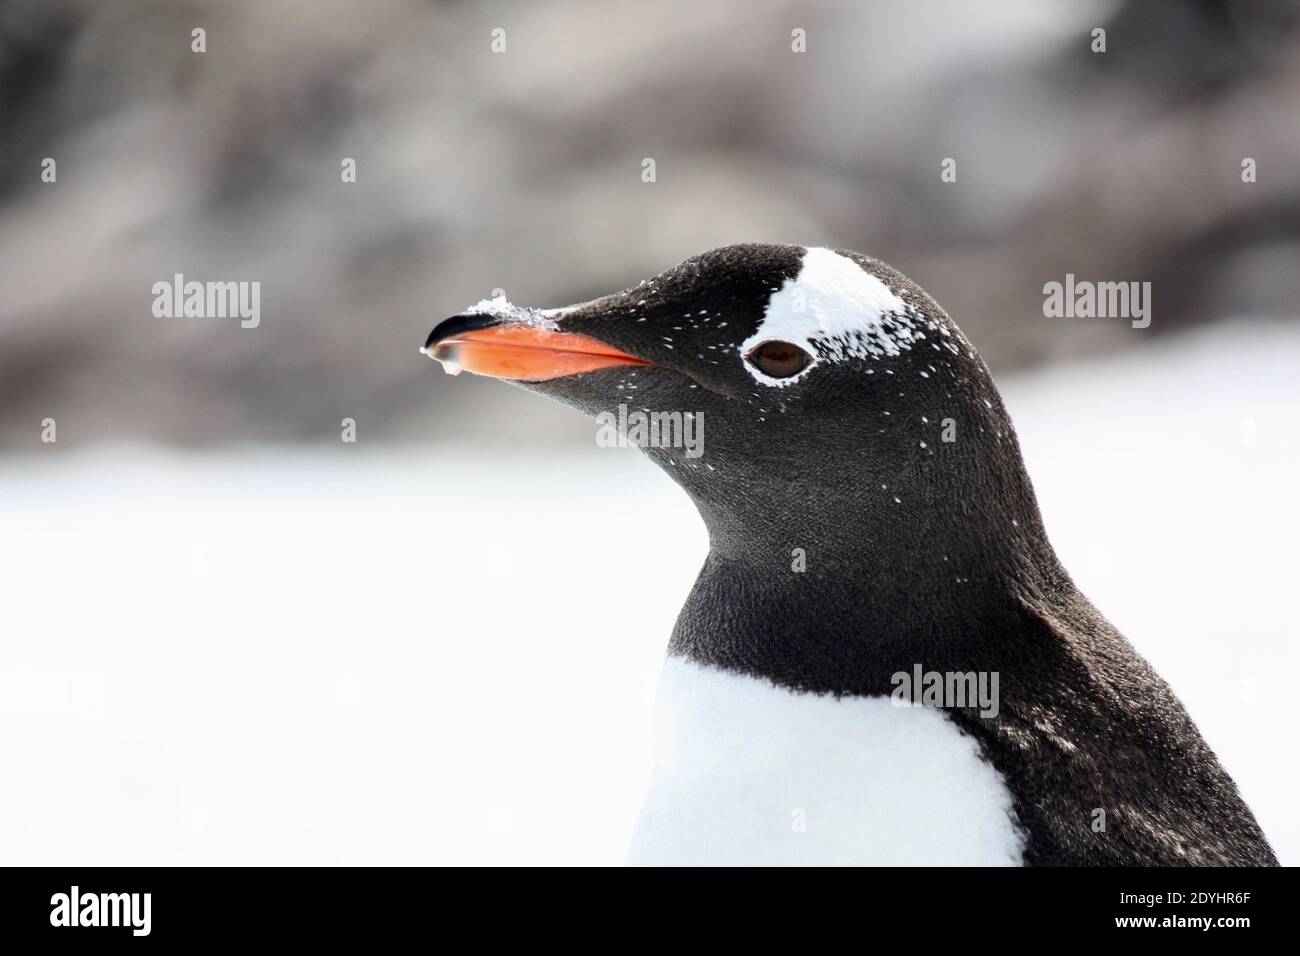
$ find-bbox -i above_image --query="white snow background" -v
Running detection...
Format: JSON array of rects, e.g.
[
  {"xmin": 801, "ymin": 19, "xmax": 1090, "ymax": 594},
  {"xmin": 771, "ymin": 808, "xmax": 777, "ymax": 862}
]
[{"xmin": 2, "ymin": 320, "xmax": 1296, "ymax": 865}]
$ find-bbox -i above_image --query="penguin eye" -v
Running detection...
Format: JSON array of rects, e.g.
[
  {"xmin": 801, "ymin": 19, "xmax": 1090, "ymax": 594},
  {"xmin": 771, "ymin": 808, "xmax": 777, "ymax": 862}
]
[{"xmin": 746, "ymin": 340, "xmax": 812, "ymax": 378}]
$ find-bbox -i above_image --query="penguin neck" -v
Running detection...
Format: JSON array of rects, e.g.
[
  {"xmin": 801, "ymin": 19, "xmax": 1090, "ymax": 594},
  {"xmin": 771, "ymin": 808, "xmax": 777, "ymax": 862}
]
[{"xmin": 669, "ymin": 456, "xmax": 1070, "ymax": 688}]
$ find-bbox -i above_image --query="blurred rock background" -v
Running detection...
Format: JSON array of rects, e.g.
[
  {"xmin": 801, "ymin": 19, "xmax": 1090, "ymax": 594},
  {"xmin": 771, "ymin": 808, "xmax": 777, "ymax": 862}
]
[{"xmin": 1, "ymin": 0, "xmax": 1297, "ymax": 449}]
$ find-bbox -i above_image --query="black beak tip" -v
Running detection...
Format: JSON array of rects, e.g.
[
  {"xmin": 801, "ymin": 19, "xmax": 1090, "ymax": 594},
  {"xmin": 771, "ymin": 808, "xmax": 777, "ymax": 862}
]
[{"xmin": 424, "ymin": 313, "xmax": 502, "ymax": 352}]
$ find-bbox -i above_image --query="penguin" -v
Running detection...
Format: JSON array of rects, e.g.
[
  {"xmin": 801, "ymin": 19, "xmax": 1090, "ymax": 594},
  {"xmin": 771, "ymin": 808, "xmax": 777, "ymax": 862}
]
[{"xmin": 423, "ymin": 243, "xmax": 1278, "ymax": 866}]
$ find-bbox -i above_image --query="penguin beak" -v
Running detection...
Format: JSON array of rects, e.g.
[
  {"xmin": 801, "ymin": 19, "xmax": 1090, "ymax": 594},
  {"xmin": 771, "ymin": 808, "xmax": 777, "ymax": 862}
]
[{"xmin": 422, "ymin": 314, "xmax": 651, "ymax": 381}]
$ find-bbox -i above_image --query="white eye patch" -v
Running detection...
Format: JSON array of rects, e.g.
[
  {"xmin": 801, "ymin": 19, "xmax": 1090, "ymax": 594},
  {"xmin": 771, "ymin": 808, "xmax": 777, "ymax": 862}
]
[{"xmin": 740, "ymin": 247, "xmax": 914, "ymax": 387}]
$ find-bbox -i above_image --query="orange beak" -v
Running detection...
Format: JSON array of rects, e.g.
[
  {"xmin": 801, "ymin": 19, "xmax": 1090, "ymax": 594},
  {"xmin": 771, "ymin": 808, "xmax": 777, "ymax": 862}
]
[{"xmin": 423, "ymin": 322, "xmax": 651, "ymax": 381}]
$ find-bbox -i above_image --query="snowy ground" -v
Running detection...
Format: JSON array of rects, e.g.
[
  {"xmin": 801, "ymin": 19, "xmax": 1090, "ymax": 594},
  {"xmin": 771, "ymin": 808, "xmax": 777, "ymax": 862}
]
[{"xmin": 2, "ymin": 320, "xmax": 1296, "ymax": 866}]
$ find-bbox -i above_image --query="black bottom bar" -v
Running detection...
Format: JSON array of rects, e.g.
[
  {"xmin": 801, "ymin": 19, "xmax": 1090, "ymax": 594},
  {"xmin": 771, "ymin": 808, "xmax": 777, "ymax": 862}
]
[{"xmin": 1, "ymin": 865, "xmax": 1292, "ymax": 943}]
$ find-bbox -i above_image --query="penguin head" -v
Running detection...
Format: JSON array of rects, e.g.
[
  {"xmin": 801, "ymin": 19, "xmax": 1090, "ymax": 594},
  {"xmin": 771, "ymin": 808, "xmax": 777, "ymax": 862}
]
[{"xmin": 425, "ymin": 243, "xmax": 1035, "ymax": 554}]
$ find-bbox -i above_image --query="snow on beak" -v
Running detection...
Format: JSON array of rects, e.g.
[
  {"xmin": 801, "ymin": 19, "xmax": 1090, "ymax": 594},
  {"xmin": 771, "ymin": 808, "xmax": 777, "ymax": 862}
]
[{"xmin": 422, "ymin": 313, "xmax": 651, "ymax": 381}]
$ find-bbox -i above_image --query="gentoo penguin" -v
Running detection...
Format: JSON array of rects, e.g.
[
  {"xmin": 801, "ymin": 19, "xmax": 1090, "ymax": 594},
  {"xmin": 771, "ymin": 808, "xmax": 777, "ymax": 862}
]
[{"xmin": 423, "ymin": 243, "xmax": 1277, "ymax": 866}]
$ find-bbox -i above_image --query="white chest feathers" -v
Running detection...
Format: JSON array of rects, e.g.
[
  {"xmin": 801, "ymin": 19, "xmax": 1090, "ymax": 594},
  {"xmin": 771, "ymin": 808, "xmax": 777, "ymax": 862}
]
[{"xmin": 627, "ymin": 656, "xmax": 1025, "ymax": 866}]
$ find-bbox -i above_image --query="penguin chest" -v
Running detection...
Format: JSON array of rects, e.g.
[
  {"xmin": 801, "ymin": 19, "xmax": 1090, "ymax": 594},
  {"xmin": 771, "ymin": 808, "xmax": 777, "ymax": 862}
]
[{"xmin": 627, "ymin": 655, "xmax": 1025, "ymax": 866}]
